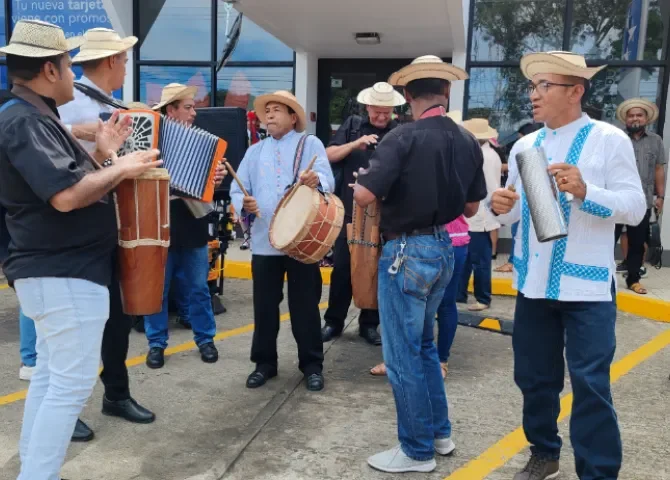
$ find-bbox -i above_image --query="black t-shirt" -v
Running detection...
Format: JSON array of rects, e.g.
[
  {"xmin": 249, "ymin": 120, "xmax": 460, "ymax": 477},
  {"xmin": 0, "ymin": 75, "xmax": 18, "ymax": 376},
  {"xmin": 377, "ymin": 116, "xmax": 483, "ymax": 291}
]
[
  {"xmin": 357, "ymin": 114, "xmax": 487, "ymax": 233},
  {"xmin": 329, "ymin": 115, "xmax": 398, "ymax": 219},
  {"xmin": 0, "ymin": 92, "xmax": 117, "ymax": 286},
  {"xmin": 170, "ymin": 199, "xmax": 210, "ymax": 249}
]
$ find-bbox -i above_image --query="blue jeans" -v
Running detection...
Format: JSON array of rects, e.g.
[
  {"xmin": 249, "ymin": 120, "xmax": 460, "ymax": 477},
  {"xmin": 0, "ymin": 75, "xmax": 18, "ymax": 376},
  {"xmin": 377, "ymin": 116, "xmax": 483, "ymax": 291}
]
[
  {"xmin": 14, "ymin": 277, "xmax": 109, "ymax": 480},
  {"xmin": 436, "ymin": 244, "xmax": 468, "ymax": 363},
  {"xmin": 378, "ymin": 231, "xmax": 455, "ymax": 461},
  {"xmin": 19, "ymin": 308, "xmax": 37, "ymax": 367},
  {"xmin": 510, "ymin": 221, "xmax": 519, "ymax": 258},
  {"xmin": 458, "ymin": 231, "xmax": 492, "ymax": 305},
  {"xmin": 144, "ymin": 246, "xmax": 217, "ymax": 349},
  {"xmin": 513, "ymin": 283, "xmax": 621, "ymax": 479}
]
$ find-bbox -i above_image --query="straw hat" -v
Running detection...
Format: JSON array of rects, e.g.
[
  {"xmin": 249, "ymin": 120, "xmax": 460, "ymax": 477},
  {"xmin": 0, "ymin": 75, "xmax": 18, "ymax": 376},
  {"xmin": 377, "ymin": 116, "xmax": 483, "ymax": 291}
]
[
  {"xmin": 127, "ymin": 101, "xmax": 151, "ymax": 110},
  {"xmin": 72, "ymin": 28, "xmax": 137, "ymax": 64},
  {"xmin": 357, "ymin": 82, "xmax": 406, "ymax": 107},
  {"xmin": 0, "ymin": 19, "xmax": 83, "ymax": 58},
  {"xmin": 253, "ymin": 90, "xmax": 307, "ymax": 133},
  {"xmin": 616, "ymin": 98, "xmax": 659, "ymax": 124},
  {"xmin": 446, "ymin": 110, "xmax": 462, "ymax": 124},
  {"xmin": 152, "ymin": 83, "xmax": 199, "ymax": 111},
  {"xmin": 388, "ymin": 55, "xmax": 469, "ymax": 87},
  {"xmin": 520, "ymin": 51, "xmax": 606, "ymax": 80},
  {"xmin": 463, "ymin": 118, "xmax": 498, "ymax": 140}
]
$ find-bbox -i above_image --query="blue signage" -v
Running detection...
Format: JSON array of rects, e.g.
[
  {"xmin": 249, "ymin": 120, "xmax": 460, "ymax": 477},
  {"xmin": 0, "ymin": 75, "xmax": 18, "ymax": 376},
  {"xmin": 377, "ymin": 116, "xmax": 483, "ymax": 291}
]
[{"xmin": 622, "ymin": 0, "xmax": 642, "ymax": 61}]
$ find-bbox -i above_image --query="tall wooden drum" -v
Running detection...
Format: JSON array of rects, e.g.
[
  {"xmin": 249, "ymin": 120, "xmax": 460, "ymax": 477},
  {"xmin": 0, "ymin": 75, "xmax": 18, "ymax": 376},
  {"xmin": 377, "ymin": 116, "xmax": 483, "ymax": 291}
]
[
  {"xmin": 347, "ymin": 199, "xmax": 381, "ymax": 309},
  {"xmin": 114, "ymin": 168, "xmax": 171, "ymax": 315}
]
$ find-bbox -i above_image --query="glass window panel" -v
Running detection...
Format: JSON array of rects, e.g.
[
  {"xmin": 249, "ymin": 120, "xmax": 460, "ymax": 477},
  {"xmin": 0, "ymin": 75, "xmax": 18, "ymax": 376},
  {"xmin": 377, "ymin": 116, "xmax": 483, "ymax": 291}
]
[
  {"xmin": 571, "ymin": 0, "xmax": 667, "ymax": 61},
  {"xmin": 139, "ymin": 0, "xmax": 212, "ymax": 61},
  {"xmin": 584, "ymin": 66, "xmax": 663, "ymax": 131},
  {"xmin": 0, "ymin": 2, "xmax": 5, "ymax": 46},
  {"xmin": 217, "ymin": 3, "xmax": 293, "ymax": 62},
  {"xmin": 470, "ymin": 0, "xmax": 565, "ymax": 62},
  {"xmin": 139, "ymin": 66, "xmax": 212, "ymax": 108},
  {"xmin": 0, "ymin": 66, "xmax": 7, "ymax": 90},
  {"xmin": 215, "ymin": 66, "xmax": 293, "ymax": 110},
  {"xmin": 10, "ymin": 1, "xmax": 113, "ymax": 38}
]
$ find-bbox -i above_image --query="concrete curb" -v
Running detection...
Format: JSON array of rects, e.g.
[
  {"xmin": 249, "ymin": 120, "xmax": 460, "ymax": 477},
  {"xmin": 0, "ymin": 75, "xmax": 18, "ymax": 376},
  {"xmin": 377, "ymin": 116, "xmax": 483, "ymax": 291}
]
[{"xmin": 221, "ymin": 260, "xmax": 670, "ymax": 324}]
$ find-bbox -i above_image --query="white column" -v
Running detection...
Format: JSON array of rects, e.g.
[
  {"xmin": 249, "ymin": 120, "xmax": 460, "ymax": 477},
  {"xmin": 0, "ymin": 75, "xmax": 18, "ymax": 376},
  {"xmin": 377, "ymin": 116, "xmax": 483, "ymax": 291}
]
[
  {"xmin": 449, "ymin": 50, "xmax": 467, "ymax": 114},
  {"xmin": 294, "ymin": 51, "xmax": 318, "ymax": 135},
  {"xmin": 102, "ymin": 0, "xmax": 134, "ymax": 103},
  {"xmin": 660, "ymin": 96, "xmax": 670, "ymax": 257}
]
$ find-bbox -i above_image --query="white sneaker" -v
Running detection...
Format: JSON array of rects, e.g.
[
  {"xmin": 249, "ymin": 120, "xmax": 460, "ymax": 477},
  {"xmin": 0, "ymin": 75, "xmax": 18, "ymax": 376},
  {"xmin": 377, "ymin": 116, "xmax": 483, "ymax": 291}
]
[
  {"xmin": 367, "ymin": 445, "xmax": 436, "ymax": 473},
  {"xmin": 19, "ymin": 365, "xmax": 34, "ymax": 381},
  {"xmin": 435, "ymin": 437, "xmax": 456, "ymax": 455}
]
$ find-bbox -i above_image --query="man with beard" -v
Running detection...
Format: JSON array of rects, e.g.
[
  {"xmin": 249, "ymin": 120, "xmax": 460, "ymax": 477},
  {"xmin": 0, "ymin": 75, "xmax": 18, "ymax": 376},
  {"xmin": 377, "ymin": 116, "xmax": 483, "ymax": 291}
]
[
  {"xmin": 613, "ymin": 98, "xmax": 665, "ymax": 295},
  {"xmin": 321, "ymin": 82, "xmax": 404, "ymax": 347}
]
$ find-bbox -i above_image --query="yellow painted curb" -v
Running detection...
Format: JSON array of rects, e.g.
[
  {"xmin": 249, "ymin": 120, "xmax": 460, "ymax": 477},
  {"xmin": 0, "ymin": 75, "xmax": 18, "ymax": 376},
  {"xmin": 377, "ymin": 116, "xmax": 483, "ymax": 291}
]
[{"xmin": 222, "ymin": 261, "xmax": 669, "ymax": 323}]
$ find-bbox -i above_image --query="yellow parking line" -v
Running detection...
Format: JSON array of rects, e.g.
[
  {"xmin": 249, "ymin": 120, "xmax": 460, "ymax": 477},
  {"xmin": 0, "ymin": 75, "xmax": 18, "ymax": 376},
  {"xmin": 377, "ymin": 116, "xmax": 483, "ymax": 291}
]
[
  {"xmin": 444, "ymin": 328, "xmax": 670, "ymax": 480},
  {"xmin": 0, "ymin": 302, "xmax": 328, "ymax": 407},
  {"xmin": 0, "ymin": 283, "xmax": 8, "ymax": 290}
]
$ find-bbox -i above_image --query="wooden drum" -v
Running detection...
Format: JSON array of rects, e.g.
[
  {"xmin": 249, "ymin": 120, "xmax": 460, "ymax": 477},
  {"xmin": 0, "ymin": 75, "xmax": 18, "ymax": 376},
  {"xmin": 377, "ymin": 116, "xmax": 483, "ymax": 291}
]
[
  {"xmin": 114, "ymin": 168, "xmax": 171, "ymax": 315},
  {"xmin": 347, "ymin": 199, "xmax": 381, "ymax": 309},
  {"xmin": 269, "ymin": 185, "xmax": 344, "ymax": 264}
]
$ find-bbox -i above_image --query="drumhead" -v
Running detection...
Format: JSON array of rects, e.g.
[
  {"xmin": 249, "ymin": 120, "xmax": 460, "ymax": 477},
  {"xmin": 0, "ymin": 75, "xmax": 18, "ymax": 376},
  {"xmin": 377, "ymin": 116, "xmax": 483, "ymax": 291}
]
[
  {"xmin": 271, "ymin": 185, "xmax": 315, "ymax": 248},
  {"xmin": 137, "ymin": 168, "xmax": 170, "ymax": 180}
]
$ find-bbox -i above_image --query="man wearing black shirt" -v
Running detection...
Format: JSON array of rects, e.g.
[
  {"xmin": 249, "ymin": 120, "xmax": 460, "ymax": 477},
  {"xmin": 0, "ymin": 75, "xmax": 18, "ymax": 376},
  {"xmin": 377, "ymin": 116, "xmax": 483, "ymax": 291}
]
[
  {"xmin": 0, "ymin": 19, "xmax": 162, "ymax": 480},
  {"xmin": 143, "ymin": 83, "xmax": 226, "ymax": 369},
  {"xmin": 321, "ymin": 82, "xmax": 404, "ymax": 346},
  {"xmin": 352, "ymin": 55, "xmax": 486, "ymax": 473}
]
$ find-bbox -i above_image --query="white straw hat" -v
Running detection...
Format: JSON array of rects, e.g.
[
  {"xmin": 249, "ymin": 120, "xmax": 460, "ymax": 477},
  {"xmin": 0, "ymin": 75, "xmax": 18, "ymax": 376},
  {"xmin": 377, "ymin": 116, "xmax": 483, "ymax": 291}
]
[
  {"xmin": 357, "ymin": 82, "xmax": 406, "ymax": 107},
  {"xmin": 72, "ymin": 28, "xmax": 137, "ymax": 63},
  {"xmin": 388, "ymin": 55, "xmax": 469, "ymax": 86},
  {"xmin": 616, "ymin": 98, "xmax": 659, "ymax": 124},
  {"xmin": 446, "ymin": 110, "xmax": 462, "ymax": 124},
  {"xmin": 152, "ymin": 83, "xmax": 199, "ymax": 111},
  {"xmin": 254, "ymin": 90, "xmax": 307, "ymax": 133},
  {"xmin": 463, "ymin": 118, "xmax": 499, "ymax": 140},
  {"xmin": 520, "ymin": 51, "xmax": 606, "ymax": 81},
  {"xmin": 0, "ymin": 19, "xmax": 83, "ymax": 58}
]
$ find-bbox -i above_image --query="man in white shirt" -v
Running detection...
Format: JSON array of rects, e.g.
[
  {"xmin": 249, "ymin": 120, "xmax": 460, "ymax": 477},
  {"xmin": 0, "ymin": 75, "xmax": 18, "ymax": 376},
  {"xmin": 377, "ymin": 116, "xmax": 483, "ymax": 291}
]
[
  {"xmin": 58, "ymin": 27, "xmax": 156, "ymax": 441},
  {"xmin": 491, "ymin": 51, "xmax": 645, "ymax": 480},
  {"xmin": 458, "ymin": 119, "xmax": 501, "ymax": 312}
]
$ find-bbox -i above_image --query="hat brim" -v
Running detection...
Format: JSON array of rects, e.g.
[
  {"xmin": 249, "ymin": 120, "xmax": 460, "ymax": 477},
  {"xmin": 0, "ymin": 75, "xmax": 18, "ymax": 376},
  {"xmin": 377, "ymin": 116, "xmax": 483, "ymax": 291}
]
[
  {"xmin": 388, "ymin": 64, "xmax": 469, "ymax": 86},
  {"xmin": 471, "ymin": 128, "xmax": 499, "ymax": 140},
  {"xmin": 152, "ymin": 85, "xmax": 199, "ymax": 111},
  {"xmin": 356, "ymin": 87, "xmax": 406, "ymax": 107},
  {"xmin": 253, "ymin": 94, "xmax": 306, "ymax": 133},
  {"xmin": 520, "ymin": 53, "xmax": 607, "ymax": 80},
  {"xmin": 0, "ymin": 35, "xmax": 84, "ymax": 58},
  {"xmin": 72, "ymin": 36, "xmax": 138, "ymax": 63},
  {"xmin": 616, "ymin": 98, "xmax": 659, "ymax": 124},
  {"xmin": 446, "ymin": 110, "xmax": 462, "ymax": 124}
]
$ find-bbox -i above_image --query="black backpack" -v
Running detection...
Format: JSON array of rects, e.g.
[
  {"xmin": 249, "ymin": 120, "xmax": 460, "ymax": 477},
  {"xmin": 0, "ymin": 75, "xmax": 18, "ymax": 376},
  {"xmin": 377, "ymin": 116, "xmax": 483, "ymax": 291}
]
[{"xmin": 332, "ymin": 115, "xmax": 364, "ymax": 195}]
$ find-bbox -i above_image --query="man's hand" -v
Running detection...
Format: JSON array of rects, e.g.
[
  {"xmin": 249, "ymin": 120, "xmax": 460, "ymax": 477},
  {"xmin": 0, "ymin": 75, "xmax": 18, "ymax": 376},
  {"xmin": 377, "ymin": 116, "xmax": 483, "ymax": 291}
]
[
  {"xmin": 114, "ymin": 149, "xmax": 163, "ymax": 179},
  {"xmin": 243, "ymin": 195, "xmax": 260, "ymax": 216},
  {"xmin": 655, "ymin": 197, "xmax": 664, "ymax": 213},
  {"xmin": 490, "ymin": 188, "xmax": 520, "ymax": 215},
  {"xmin": 95, "ymin": 111, "xmax": 133, "ymax": 157},
  {"xmin": 72, "ymin": 122, "xmax": 100, "ymax": 142},
  {"xmin": 354, "ymin": 134, "xmax": 378, "ymax": 150},
  {"xmin": 548, "ymin": 163, "xmax": 587, "ymax": 200},
  {"xmin": 299, "ymin": 170, "xmax": 320, "ymax": 188},
  {"xmin": 213, "ymin": 159, "xmax": 228, "ymax": 186},
  {"xmin": 347, "ymin": 168, "xmax": 368, "ymax": 189}
]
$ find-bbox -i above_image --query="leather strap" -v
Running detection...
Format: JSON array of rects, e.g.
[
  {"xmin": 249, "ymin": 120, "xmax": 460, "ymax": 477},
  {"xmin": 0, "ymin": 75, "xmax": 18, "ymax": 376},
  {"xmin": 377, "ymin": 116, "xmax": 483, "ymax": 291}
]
[
  {"xmin": 292, "ymin": 133, "xmax": 312, "ymax": 184},
  {"xmin": 74, "ymin": 82, "xmax": 128, "ymax": 111}
]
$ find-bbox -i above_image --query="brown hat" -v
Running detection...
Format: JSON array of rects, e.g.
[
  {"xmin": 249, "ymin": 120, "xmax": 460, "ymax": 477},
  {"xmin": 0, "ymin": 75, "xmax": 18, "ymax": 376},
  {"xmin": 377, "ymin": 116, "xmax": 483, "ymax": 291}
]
[
  {"xmin": 253, "ymin": 90, "xmax": 307, "ymax": 133},
  {"xmin": 0, "ymin": 19, "xmax": 83, "ymax": 58}
]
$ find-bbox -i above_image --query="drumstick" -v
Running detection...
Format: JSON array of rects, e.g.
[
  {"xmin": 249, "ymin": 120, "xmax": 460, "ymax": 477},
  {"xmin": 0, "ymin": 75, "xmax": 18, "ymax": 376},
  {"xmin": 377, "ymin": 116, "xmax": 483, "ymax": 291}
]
[{"xmin": 225, "ymin": 161, "xmax": 261, "ymax": 218}]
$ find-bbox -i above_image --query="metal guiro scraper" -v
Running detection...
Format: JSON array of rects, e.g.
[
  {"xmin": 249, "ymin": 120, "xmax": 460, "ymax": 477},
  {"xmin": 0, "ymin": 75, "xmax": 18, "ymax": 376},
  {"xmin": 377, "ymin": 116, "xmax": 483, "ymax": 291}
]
[{"xmin": 515, "ymin": 147, "xmax": 569, "ymax": 242}]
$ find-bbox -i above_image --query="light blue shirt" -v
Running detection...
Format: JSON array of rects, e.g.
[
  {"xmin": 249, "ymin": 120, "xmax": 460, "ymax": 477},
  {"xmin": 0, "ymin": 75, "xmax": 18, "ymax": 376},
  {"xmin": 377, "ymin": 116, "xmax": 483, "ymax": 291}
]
[{"xmin": 230, "ymin": 129, "xmax": 334, "ymax": 256}]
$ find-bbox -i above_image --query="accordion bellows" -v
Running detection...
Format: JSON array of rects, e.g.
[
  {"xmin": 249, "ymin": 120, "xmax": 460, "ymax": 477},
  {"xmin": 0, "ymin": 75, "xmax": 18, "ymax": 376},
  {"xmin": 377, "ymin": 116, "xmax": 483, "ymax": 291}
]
[{"xmin": 116, "ymin": 109, "xmax": 228, "ymax": 203}]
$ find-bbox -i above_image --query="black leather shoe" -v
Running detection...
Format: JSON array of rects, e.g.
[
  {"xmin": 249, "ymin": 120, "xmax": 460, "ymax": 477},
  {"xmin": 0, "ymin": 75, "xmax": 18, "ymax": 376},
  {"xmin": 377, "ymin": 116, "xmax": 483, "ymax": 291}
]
[
  {"xmin": 359, "ymin": 326, "xmax": 382, "ymax": 346},
  {"xmin": 102, "ymin": 396, "xmax": 156, "ymax": 424},
  {"xmin": 306, "ymin": 373, "xmax": 324, "ymax": 392},
  {"xmin": 321, "ymin": 324, "xmax": 342, "ymax": 342},
  {"xmin": 199, "ymin": 342, "xmax": 219, "ymax": 363},
  {"xmin": 246, "ymin": 369, "xmax": 277, "ymax": 388},
  {"xmin": 71, "ymin": 418, "xmax": 94, "ymax": 442},
  {"xmin": 146, "ymin": 347, "xmax": 165, "ymax": 369}
]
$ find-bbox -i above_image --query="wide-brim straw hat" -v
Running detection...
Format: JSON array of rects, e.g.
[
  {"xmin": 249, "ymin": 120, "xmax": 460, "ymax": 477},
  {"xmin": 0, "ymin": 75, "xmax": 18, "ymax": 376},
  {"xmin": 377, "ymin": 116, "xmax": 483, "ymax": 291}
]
[
  {"xmin": 127, "ymin": 101, "xmax": 151, "ymax": 110},
  {"xmin": 73, "ymin": 28, "xmax": 137, "ymax": 63},
  {"xmin": 616, "ymin": 98, "xmax": 659, "ymax": 124},
  {"xmin": 357, "ymin": 82, "xmax": 406, "ymax": 107},
  {"xmin": 0, "ymin": 19, "xmax": 84, "ymax": 58},
  {"xmin": 388, "ymin": 55, "xmax": 469, "ymax": 86},
  {"xmin": 152, "ymin": 83, "xmax": 199, "ymax": 111},
  {"xmin": 446, "ymin": 110, "xmax": 462, "ymax": 124},
  {"xmin": 254, "ymin": 90, "xmax": 307, "ymax": 133},
  {"xmin": 463, "ymin": 118, "xmax": 499, "ymax": 140},
  {"xmin": 520, "ymin": 51, "xmax": 607, "ymax": 81}
]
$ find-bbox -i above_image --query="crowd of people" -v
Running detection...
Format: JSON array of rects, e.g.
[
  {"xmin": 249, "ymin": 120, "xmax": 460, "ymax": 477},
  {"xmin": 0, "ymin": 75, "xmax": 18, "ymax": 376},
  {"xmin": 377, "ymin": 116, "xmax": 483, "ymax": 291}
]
[{"xmin": 0, "ymin": 18, "xmax": 665, "ymax": 480}]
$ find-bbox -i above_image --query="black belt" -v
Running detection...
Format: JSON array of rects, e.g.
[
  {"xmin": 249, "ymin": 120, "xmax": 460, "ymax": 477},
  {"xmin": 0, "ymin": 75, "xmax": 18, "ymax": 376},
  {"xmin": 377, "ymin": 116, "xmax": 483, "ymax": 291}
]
[{"xmin": 381, "ymin": 226, "xmax": 440, "ymax": 243}]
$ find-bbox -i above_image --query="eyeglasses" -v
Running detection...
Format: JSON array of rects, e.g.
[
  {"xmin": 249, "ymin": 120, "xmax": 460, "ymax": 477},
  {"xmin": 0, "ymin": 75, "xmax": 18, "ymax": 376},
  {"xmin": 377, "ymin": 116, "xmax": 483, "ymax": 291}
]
[{"xmin": 527, "ymin": 81, "xmax": 576, "ymax": 95}]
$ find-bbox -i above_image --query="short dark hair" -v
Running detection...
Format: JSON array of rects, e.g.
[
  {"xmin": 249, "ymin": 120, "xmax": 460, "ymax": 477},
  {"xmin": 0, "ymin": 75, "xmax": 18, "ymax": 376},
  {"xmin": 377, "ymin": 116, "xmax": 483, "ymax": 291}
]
[
  {"xmin": 160, "ymin": 100, "xmax": 181, "ymax": 116},
  {"xmin": 6, "ymin": 53, "xmax": 65, "ymax": 82},
  {"xmin": 404, "ymin": 78, "xmax": 450, "ymax": 100}
]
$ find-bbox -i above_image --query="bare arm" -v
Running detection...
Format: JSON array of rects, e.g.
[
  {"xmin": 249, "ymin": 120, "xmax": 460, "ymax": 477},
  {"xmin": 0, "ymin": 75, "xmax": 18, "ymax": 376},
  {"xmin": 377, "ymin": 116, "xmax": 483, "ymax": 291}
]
[
  {"xmin": 655, "ymin": 164, "xmax": 665, "ymax": 198},
  {"xmin": 326, "ymin": 143, "xmax": 357, "ymax": 163},
  {"xmin": 464, "ymin": 201, "xmax": 480, "ymax": 218},
  {"xmin": 50, "ymin": 164, "xmax": 128, "ymax": 212},
  {"xmin": 70, "ymin": 123, "xmax": 98, "ymax": 142}
]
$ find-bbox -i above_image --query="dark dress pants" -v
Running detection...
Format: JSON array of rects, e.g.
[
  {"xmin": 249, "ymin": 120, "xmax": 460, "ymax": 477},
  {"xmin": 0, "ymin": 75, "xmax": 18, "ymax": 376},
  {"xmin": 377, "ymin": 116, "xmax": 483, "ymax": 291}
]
[
  {"xmin": 250, "ymin": 254, "xmax": 324, "ymax": 376},
  {"xmin": 614, "ymin": 208, "xmax": 651, "ymax": 287}
]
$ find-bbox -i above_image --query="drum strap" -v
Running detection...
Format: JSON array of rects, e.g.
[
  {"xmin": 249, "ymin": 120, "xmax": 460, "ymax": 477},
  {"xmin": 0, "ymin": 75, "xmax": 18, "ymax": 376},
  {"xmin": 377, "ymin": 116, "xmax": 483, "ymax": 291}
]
[
  {"xmin": 74, "ymin": 82, "xmax": 128, "ymax": 110},
  {"xmin": 291, "ymin": 133, "xmax": 313, "ymax": 184}
]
